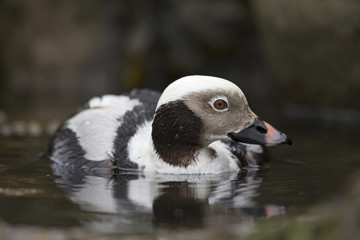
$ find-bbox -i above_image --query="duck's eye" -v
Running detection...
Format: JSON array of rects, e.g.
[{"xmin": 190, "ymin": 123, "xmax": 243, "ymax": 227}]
[{"xmin": 213, "ymin": 99, "xmax": 228, "ymax": 111}]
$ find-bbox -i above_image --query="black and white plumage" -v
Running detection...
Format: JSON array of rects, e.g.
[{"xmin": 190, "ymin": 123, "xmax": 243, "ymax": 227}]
[{"xmin": 47, "ymin": 75, "xmax": 291, "ymax": 174}]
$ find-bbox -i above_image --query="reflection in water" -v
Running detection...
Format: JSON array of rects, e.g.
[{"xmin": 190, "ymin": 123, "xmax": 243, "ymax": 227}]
[{"xmin": 52, "ymin": 162, "xmax": 284, "ymax": 232}]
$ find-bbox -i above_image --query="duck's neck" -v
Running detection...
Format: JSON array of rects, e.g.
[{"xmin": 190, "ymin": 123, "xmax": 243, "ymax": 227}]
[{"xmin": 151, "ymin": 101, "xmax": 204, "ymax": 167}]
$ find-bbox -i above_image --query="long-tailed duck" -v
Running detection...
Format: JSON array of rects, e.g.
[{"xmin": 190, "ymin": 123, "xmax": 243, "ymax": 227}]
[{"xmin": 47, "ymin": 75, "xmax": 292, "ymax": 174}]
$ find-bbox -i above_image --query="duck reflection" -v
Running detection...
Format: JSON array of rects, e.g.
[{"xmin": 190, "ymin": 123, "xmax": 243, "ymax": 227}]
[
  {"xmin": 153, "ymin": 181, "xmax": 205, "ymax": 227},
  {"xmin": 52, "ymin": 159, "xmax": 284, "ymax": 230}
]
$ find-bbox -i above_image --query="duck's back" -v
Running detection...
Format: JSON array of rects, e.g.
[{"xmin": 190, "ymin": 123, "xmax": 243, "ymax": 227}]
[{"xmin": 47, "ymin": 89, "xmax": 161, "ymax": 171}]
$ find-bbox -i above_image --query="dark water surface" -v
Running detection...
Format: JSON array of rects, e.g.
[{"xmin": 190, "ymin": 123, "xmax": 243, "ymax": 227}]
[{"xmin": 0, "ymin": 128, "xmax": 359, "ymax": 238}]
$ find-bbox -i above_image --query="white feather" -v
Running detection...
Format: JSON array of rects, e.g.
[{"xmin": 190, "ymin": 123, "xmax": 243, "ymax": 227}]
[
  {"xmin": 128, "ymin": 123, "xmax": 240, "ymax": 174},
  {"xmin": 67, "ymin": 95, "xmax": 140, "ymax": 160}
]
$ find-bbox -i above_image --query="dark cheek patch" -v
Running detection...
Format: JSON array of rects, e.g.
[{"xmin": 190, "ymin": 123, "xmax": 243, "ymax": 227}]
[{"xmin": 152, "ymin": 101, "xmax": 203, "ymax": 167}]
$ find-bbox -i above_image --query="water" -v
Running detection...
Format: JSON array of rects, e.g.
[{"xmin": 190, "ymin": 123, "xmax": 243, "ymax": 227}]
[{"xmin": 0, "ymin": 127, "xmax": 360, "ymax": 238}]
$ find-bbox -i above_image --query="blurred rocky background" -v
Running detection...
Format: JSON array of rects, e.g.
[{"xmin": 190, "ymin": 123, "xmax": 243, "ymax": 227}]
[{"xmin": 0, "ymin": 0, "xmax": 360, "ymax": 136}]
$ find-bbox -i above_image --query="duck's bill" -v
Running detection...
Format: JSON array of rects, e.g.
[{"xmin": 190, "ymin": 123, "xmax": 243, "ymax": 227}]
[{"xmin": 228, "ymin": 118, "xmax": 292, "ymax": 146}]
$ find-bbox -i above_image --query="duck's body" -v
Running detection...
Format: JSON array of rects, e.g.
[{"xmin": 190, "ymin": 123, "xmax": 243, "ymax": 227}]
[{"xmin": 48, "ymin": 76, "xmax": 291, "ymax": 174}]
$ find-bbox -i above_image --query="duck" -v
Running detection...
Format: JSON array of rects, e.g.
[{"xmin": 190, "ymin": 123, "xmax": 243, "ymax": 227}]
[{"xmin": 47, "ymin": 75, "xmax": 292, "ymax": 174}]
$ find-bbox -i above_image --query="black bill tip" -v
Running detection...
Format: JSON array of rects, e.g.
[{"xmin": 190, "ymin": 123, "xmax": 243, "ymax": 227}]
[{"xmin": 285, "ymin": 136, "xmax": 293, "ymax": 145}]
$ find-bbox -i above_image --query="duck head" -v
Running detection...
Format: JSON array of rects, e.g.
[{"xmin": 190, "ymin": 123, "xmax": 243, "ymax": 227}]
[{"xmin": 152, "ymin": 75, "xmax": 292, "ymax": 167}]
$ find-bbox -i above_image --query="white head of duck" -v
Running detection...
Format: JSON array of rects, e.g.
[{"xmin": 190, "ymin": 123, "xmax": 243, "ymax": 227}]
[{"xmin": 129, "ymin": 75, "xmax": 292, "ymax": 173}]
